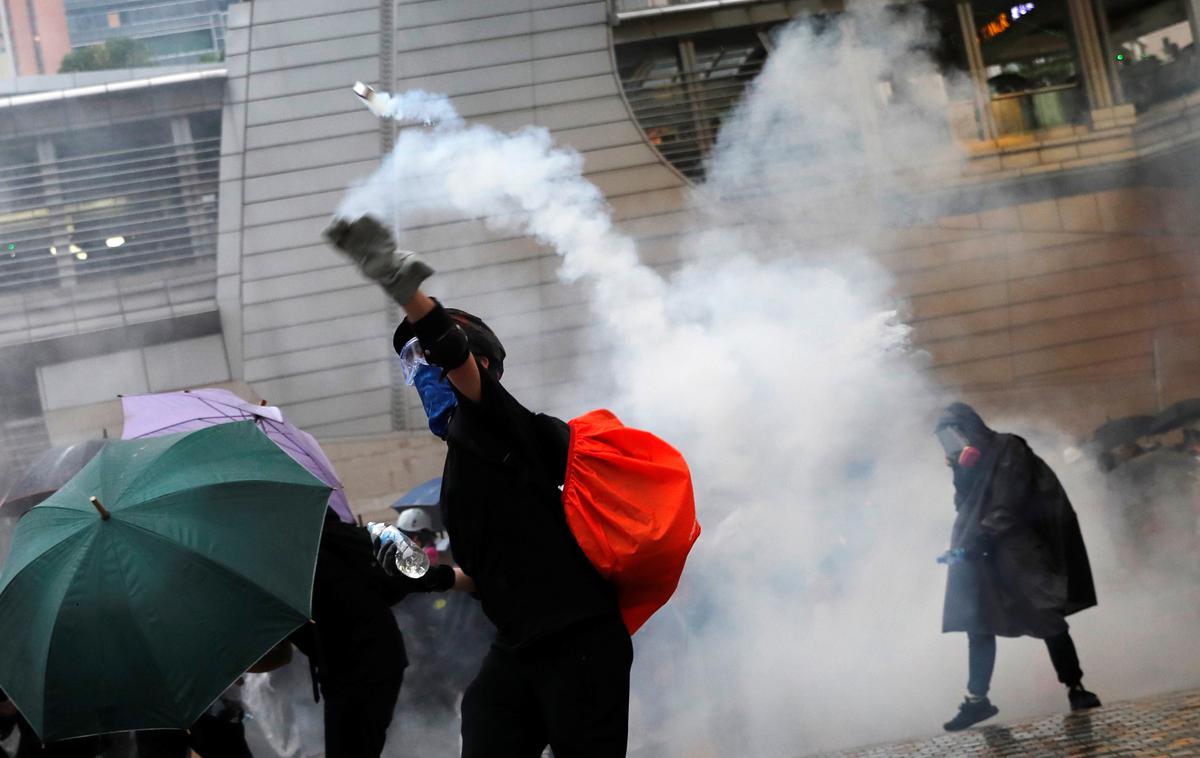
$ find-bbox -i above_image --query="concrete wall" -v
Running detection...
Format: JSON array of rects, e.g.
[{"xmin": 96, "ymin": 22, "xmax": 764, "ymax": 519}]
[
  {"xmin": 217, "ymin": 0, "xmax": 398, "ymax": 439},
  {"xmin": 218, "ymin": 0, "xmax": 690, "ymax": 439},
  {"xmin": 886, "ymin": 185, "xmax": 1200, "ymax": 436},
  {"xmin": 388, "ymin": 0, "xmax": 690, "ymax": 419},
  {"xmin": 216, "ymin": 0, "xmax": 1200, "ymax": 510}
]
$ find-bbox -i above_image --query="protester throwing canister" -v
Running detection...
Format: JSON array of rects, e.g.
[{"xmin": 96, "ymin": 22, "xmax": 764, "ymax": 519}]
[
  {"xmin": 935, "ymin": 403, "xmax": 1102, "ymax": 731},
  {"xmin": 325, "ymin": 216, "xmax": 634, "ymax": 758}
]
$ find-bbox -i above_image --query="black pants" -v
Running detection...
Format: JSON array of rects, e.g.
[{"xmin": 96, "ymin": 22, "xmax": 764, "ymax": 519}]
[
  {"xmin": 133, "ymin": 712, "xmax": 254, "ymax": 758},
  {"xmin": 461, "ymin": 616, "xmax": 633, "ymax": 758},
  {"xmin": 967, "ymin": 630, "xmax": 1084, "ymax": 697},
  {"xmin": 322, "ymin": 676, "xmax": 403, "ymax": 758}
]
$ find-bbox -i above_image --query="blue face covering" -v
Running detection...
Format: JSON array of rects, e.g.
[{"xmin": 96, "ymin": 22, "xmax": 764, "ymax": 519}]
[{"xmin": 413, "ymin": 364, "xmax": 457, "ymax": 438}]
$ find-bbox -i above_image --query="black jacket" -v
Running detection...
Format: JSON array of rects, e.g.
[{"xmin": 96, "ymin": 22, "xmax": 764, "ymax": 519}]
[
  {"xmin": 942, "ymin": 432, "xmax": 1098, "ymax": 638},
  {"xmin": 292, "ymin": 515, "xmax": 453, "ymax": 693},
  {"xmin": 440, "ymin": 370, "xmax": 618, "ymax": 650}
]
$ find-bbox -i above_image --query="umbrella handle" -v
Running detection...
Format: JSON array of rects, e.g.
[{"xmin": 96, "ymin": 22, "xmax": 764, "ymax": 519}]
[{"xmin": 89, "ymin": 497, "xmax": 111, "ymax": 520}]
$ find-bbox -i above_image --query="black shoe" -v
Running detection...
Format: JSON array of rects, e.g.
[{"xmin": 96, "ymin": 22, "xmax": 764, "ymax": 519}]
[
  {"xmin": 1069, "ymin": 685, "xmax": 1101, "ymax": 711},
  {"xmin": 943, "ymin": 697, "xmax": 999, "ymax": 731}
]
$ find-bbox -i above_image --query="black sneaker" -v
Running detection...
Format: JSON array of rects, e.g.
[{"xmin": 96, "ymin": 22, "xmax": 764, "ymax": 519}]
[
  {"xmin": 943, "ymin": 697, "xmax": 999, "ymax": 731},
  {"xmin": 1068, "ymin": 685, "xmax": 1101, "ymax": 711}
]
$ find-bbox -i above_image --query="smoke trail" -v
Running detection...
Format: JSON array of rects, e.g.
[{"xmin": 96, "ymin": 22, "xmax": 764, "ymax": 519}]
[
  {"xmin": 354, "ymin": 84, "xmax": 464, "ymax": 128},
  {"xmin": 331, "ymin": 2, "xmax": 1200, "ymax": 755},
  {"xmin": 337, "ymin": 117, "xmax": 668, "ymax": 341}
]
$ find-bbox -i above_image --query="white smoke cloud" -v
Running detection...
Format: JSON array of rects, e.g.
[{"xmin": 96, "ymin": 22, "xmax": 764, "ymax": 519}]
[{"xmin": 319, "ymin": 2, "xmax": 1200, "ymax": 756}]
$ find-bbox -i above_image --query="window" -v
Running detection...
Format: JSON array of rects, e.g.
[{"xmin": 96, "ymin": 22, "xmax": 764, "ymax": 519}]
[
  {"xmin": 616, "ymin": 29, "xmax": 770, "ymax": 179},
  {"xmin": 1103, "ymin": 0, "xmax": 1197, "ymax": 111},
  {"xmin": 142, "ymin": 30, "xmax": 216, "ymax": 60},
  {"xmin": 971, "ymin": 0, "xmax": 1086, "ymax": 134}
]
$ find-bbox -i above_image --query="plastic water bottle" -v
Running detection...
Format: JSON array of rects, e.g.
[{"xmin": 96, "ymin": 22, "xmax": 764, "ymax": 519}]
[{"xmin": 367, "ymin": 522, "xmax": 430, "ymax": 579}]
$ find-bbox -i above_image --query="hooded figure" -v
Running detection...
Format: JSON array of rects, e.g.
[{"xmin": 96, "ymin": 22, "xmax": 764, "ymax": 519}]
[
  {"xmin": 939, "ymin": 403, "xmax": 1096, "ymax": 637},
  {"xmin": 936, "ymin": 403, "xmax": 1101, "ymax": 731}
]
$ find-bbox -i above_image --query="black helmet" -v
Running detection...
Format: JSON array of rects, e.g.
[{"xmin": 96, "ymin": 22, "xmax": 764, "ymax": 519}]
[{"xmin": 393, "ymin": 307, "xmax": 505, "ymax": 377}]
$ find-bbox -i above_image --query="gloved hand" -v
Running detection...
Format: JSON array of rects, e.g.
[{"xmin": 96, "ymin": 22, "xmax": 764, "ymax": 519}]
[
  {"xmin": 374, "ymin": 538, "xmax": 400, "ymax": 577},
  {"xmin": 323, "ymin": 215, "xmax": 434, "ymax": 304},
  {"xmin": 372, "ymin": 535, "xmax": 454, "ymax": 592}
]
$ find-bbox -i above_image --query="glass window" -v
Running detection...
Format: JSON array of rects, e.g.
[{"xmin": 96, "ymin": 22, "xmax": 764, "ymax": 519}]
[
  {"xmin": 143, "ymin": 30, "xmax": 216, "ymax": 60},
  {"xmin": 1103, "ymin": 0, "xmax": 1197, "ymax": 111},
  {"xmin": 971, "ymin": 0, "xmax": 1086, "ymax": 135}
]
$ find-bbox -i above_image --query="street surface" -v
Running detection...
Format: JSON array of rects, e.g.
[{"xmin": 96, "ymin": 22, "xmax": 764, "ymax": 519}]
[{"xmin": 809, "ymin": 689, "xmax": 1200, "ymax": 757}]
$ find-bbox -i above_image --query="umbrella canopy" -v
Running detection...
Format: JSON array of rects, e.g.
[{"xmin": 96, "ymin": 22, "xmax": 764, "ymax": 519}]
[
  {"xmin": 1149, "ymin": 397, "xmax": 1200, "ymax": 435},
  {"xmin": 0, "ymin": 440, "xmax": 106, "ymax": 518},
  {"xmin": 391, "ymin": 477, "xmax": 445, "ymax": 537},
  {"xmin": 120, "ymin": 388, "xmax": 353, "ymax": 524},
  {"xmin": 0, "ymin": 421, "xmax": 331, "ymax": 742},
  {"xmin": 1083, "ymin": 415, "xmax": 1157, "ymax": 454},
  {"xmin": 391, "ymin": 477, "xmax": 442, "ymax": 509}
]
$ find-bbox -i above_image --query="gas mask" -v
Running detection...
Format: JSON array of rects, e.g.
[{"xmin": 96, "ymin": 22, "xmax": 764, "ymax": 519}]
[{"xmin": 937, "ymin": 425, "xmax": 981, "ymax": 468}]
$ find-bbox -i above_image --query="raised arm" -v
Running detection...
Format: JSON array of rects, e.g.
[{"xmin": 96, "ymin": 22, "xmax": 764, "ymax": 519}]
[
  {"xmin": 324, "ymin": 216, "xmax": 483, "ymax": 402},
  {"xmin": 400, "ymin": 291, "xmax": 483, "ymax": 403}
]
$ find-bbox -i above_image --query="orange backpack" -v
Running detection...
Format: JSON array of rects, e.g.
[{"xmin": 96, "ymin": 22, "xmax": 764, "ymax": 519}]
[{"xmin": 562, "ymin": 410, "xmax": 701, "ymax": 634}]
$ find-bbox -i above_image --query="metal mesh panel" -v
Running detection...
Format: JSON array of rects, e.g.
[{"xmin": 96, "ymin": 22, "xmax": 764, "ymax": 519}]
[
  {"xmin": 0, "ymin": 115, "xmax": 219, "ymax": 295},
  {"xmin": 616, "ymin": 32, "xmax": 769, "ymax": 180}
]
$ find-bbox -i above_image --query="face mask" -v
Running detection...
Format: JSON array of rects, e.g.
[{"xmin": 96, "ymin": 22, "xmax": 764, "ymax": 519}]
[
  {"xmin": 937, "ymin": 426, "xmax": 981, "ymax": 468},
  {"xmin": 413, "ymin": 364, "xmax": 457, "ymax": 438}
]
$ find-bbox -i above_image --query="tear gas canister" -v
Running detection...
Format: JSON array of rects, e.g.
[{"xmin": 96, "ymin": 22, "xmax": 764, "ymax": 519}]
[{"xmin": 367, "ymin": 522, "xmax": 431, "ymax": 579}]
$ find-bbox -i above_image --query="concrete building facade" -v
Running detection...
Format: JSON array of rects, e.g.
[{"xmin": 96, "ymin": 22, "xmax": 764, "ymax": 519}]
[
  {"xmin": 215, "ymin": 0, "xmax": 690, "ymax": 441},
  {"xmin": 216, "ymin": 0, "xmax": 1199, "ymax": 424},
  {"xmin": 64, "ymin": 0, "xmax": 235, "ymax": 64},
  {"xmin": 1, "ymin": 0, "xmax": 72, "ymax": 75},
  {"xmin": 0, "ymin": 65, "xmax": 228, "ymax": 492},
  {"xmin": 2, "ymin": 0, "xmax": 1197, "ymax": 520}
]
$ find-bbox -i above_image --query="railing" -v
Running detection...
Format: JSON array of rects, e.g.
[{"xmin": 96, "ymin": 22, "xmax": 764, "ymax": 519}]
[
  {"xmin": 613, "ymin": 0, "xmax": 768, "ymax": 17},
  {"xmin": 0, "ymin": 131, "xmax": 220, "ymax": 296},
  {"xmin": 618, "ymin": 41, "xmax": 767, "ymax": 179},
  {"xmin": 987, "ymin": 84, "xmax": 1086, "ymax": 137}
]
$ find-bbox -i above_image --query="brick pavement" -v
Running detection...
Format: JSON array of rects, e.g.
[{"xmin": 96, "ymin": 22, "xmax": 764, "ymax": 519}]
[{"xmin": 808, "ymin": 689, "xmax": 1200, "ymax": 757}]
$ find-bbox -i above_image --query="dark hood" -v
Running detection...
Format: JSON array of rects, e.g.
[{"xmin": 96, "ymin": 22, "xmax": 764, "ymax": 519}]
[{"xmin": 936, "ymin": 402, "xmax": 997, "ymax": 449}]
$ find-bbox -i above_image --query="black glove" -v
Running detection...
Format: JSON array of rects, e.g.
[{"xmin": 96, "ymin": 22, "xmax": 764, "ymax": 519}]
[
  {"xmin": 374, "ymin": 536, "xmax": 401, "ymax": 577},
  {"xmin": 371, "ymin": 534, "xmax": 453, "ymax": 589}
]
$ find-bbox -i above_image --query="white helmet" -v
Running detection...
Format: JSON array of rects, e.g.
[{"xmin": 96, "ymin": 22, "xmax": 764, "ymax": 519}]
[{"xmin": 395, "ymin": 508, "xmax": 434, "ymax": 534}]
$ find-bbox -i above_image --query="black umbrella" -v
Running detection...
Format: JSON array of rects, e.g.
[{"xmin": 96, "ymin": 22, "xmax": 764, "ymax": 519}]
[
  {"xmin": 1083, "ymin": 415, "xmax": 1157, "ymax": 455},
  {"xmin": 1149, "ymin": 397, "xmax": 1200, "ymax": 435},
  {"xmin": 0, "ymin": 439, "xmax": 106, "ymax": 517}
]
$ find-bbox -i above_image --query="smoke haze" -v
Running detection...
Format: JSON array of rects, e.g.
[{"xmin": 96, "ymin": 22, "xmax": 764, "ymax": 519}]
[{"xmin": 245, "ymin": 2, "xmax": 1200, "ymax": 755}]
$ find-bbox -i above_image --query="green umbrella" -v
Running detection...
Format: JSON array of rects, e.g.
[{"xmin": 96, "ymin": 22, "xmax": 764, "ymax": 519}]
[{"xmin": 0, "ymin": 421, "xmax": 331, "ymax": 742}]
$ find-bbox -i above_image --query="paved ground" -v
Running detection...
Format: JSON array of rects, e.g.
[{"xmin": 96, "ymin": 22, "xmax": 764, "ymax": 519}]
[{"xmin": 809, "ymin": 689, "xmax": 1200, "ymax": 757}]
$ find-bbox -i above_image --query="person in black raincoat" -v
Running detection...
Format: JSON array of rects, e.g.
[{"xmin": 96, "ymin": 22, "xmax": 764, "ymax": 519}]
[
  {"xmin": 324, "ymin": 216, "xmax": 631, "ymax": 758},
  {"xmin": 291, "ymin": 512, "xmax": 457, "ymax": 758},
  {"xmin": 935, "ymin": 403, "xmax": 1102, "ymax": 731}
]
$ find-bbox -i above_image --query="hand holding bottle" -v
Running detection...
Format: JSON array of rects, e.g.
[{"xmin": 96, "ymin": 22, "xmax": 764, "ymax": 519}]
[{"xmin": 367, "ymin": 522, "xmax": 431, "ymax": 578}]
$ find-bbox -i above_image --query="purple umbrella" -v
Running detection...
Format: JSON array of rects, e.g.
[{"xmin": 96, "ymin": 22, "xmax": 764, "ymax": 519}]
[{"xmin": 120, "ymin": 388, "xmax": 354, "ymax": 523}]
